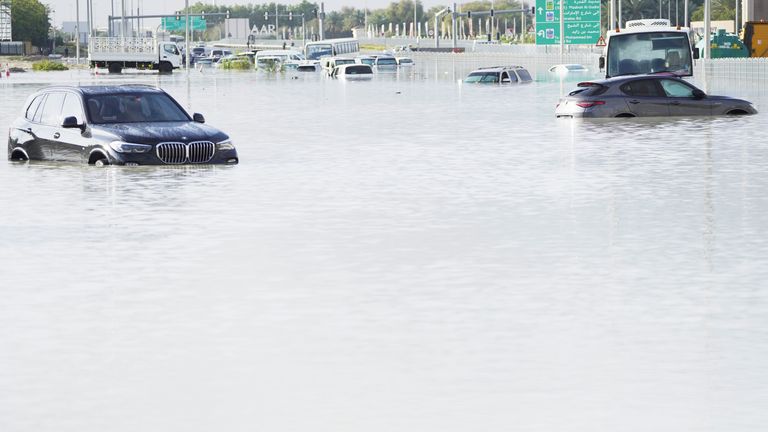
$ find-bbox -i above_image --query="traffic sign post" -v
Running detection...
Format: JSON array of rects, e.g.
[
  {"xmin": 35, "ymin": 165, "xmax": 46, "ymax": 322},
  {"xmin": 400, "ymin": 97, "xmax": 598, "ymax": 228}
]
[{"xmin": 534, "ymin": 0, "xmax": 600, "ymax": 45}]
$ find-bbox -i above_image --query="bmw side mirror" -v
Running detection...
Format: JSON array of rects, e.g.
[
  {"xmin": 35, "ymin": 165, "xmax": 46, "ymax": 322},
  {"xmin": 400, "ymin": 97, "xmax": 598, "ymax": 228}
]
[
  {"xmin": 692, "ymin": 89, "xmax": 706, "ymax": 99},
  {"xmin": 62, "ymin": 116, "xmax": 85, "ymax": 132},
  {"xmin": 598, "ymin": 56, "xmax": 605, "ymax": 70},
  {"xmin": 193, "ymin": 113, "xmax": 205, "ymax": 123},
  {"xmin": 693, "ymin": 48, "xmax": 700, "ymax": 60}
]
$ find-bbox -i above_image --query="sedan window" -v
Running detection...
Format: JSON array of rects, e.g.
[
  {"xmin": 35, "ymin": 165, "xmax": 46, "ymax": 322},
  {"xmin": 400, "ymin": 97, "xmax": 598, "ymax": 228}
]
[
  {"xmin": 39, "ymin": 92, "xmax": 66, "ymax": 126},
  {"xmin": 620, "ymin": 80, "xmax": 665, "ymax": 97},
  {"xmin": 660, "ymin": 79, "xmax": 696, "ymax": 98}
]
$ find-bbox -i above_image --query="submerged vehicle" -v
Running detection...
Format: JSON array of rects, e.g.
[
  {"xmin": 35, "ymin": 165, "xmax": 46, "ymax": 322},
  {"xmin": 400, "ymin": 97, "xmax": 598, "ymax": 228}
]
[
  {"xmin": 464, "ymin": 66, "xmax": 533, "ymax": 84},
  {"xmin": 555, "ymin": 75, "xmax": 756, "ymax": 118},
  {"xmin": 600, "ymin": 19, "xmax": 699, "ymax": 78},
  {"xmin": 330, "ymin": 64, "xmax": 373, "ymax": 80},
  {"xmin": 8, "ymin": 85, "xmax": 238, "ymax": 165}
]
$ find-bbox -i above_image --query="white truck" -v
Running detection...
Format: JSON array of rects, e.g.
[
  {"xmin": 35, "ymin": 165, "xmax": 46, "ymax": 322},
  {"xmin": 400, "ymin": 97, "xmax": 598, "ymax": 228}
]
[{"xmin": 88, "ymin": 37, "xmax": 182, "ymax": 74}]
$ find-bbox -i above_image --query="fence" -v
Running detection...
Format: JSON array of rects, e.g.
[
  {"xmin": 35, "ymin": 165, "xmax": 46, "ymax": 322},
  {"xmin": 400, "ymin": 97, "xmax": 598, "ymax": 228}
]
[{"xmin": 0, "ymin": 41, "xmax": 23, "ymax": 55}]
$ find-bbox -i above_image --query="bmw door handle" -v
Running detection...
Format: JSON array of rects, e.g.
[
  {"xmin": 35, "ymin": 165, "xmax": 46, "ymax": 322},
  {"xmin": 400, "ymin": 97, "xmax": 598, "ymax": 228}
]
[
  {"xmin": 53, "ymin": 132, "xmax": 60, "ymax": 139},
  {"xmin": 629, "ymin": 100, "xmax": 640, "ymax": 104}
]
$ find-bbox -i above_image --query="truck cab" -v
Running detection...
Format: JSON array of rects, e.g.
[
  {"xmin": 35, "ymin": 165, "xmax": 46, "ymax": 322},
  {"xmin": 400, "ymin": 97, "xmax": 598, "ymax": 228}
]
[{"xmin": 600, "ymin": 19, "xmax": 699, "ymax": 78}]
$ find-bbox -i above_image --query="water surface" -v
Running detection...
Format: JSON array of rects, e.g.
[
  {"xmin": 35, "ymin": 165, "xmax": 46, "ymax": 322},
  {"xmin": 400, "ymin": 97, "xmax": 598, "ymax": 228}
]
[{"xmin": 1, "ymin": 64, "xmax": 767, "ymax": 432}]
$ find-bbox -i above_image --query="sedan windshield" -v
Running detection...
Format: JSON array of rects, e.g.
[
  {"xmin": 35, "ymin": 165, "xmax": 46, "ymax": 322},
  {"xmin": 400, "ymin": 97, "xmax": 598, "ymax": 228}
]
[{"xmin": 85, "ymin": 93, "xmax": 190, "ymax": 124}]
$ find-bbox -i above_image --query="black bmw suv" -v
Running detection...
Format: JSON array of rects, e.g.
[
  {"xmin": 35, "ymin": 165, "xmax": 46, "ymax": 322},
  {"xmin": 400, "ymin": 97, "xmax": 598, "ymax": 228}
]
[{"xmin": 7, "ymin": 85, "xmax": 238, "ymax": 166}]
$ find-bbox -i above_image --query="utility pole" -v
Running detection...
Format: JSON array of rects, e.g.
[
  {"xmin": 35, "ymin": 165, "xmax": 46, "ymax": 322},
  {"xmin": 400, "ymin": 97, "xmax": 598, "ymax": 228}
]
[
  {"xmin": 185, "ymin": 0, "xmax": 190, "ymax": 73},
  {"xmin": 75, "ymin": 0, "xmax": 80, "ymax": 64},
  {"xmin": 318, "ymin": 2, "xmax": 325, "ymax": 40}
]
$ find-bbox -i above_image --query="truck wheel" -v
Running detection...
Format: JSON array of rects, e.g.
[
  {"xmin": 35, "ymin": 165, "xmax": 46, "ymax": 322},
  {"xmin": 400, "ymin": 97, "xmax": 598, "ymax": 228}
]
[
  {"xmin": 108, "ymin": 63, "xmax": 122, "ymax": 74},
  {"xmin": 159, "ymin": 62, "xmax": 173, "ymax": 74}
]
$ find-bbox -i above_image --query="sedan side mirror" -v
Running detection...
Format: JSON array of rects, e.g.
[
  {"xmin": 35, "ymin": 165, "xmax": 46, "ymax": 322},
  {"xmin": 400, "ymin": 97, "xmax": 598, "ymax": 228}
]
[
  {"xmin": 692, "ymin": 89, "xmax": 706, "ymax": 99},
  {"xmin": 62, "ymin": 116, "xmax": 85, "ymax": 132},
  {"xmin": 193, "ymin": 113, "xmax": 205, "ymax": 123}
]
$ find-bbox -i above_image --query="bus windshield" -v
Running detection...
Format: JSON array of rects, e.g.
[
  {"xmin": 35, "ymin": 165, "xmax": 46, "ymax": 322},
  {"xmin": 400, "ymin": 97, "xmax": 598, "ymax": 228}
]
[
  {"xmin": 607, "ymin": 32, "xmax": 692, "ymax": 77},
  {"xmin": 306, "ymin": 44, "xmax": 332, "ymax": 60}
]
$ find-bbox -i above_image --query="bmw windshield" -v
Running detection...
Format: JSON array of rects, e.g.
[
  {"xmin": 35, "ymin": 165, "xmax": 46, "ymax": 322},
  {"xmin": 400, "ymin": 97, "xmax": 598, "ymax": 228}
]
[
  {"xmin": 607, "ymin": 32, "xmax": 693, "ymax": 77},
  {"xmin": 85, "ymin": 93, "xmax": 191, "ymax": 124}
]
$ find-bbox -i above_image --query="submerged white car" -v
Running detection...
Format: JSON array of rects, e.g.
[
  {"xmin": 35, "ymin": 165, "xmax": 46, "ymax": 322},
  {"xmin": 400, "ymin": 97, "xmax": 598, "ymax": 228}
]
[{"xmin": 330, "ymin": 64, "xmax": 373, "ymax": 80}]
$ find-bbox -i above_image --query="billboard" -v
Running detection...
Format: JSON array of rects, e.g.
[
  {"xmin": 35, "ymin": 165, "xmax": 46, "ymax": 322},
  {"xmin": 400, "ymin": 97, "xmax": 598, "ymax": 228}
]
[{"xmin": 0, "ymin": 2, "xmax": 11, "ymax": 42}]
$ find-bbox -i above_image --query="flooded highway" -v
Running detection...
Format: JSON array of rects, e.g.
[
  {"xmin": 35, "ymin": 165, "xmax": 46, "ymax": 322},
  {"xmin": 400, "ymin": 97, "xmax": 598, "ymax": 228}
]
[{"xmin": 1, "ymin": 63, "xmax": 767, "ymax": 432}]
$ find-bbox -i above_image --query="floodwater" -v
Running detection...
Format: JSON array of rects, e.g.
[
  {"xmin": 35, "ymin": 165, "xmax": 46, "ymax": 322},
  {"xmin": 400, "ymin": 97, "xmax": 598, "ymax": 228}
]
[{"xmin": 1, "ymin": 62, "xmax": 767, "ymax": 432}]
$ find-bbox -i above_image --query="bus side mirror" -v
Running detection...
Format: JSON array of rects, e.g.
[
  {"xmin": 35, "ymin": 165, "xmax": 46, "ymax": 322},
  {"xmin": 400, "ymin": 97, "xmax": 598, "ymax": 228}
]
[
  {"xmin": 693, "ymin": 48, "xmax": 700, "ymax": 59},
  {"xmin": 598, "ymin": 56, "xmax": 605, "ymax": 70}
]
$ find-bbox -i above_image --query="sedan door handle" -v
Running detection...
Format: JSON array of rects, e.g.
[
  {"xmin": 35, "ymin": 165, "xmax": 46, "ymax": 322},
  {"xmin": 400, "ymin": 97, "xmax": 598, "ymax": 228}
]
[
  {"xmin": 53, "ymin": 132, "xmax": 61, "ymax": 139},
  {"xmin": 629, "ymin": 100, "xmax": 640, "ymax": 104},
  {"xmin": 670, "ymin": 101, "xmax": 681, "ymax": 105}
]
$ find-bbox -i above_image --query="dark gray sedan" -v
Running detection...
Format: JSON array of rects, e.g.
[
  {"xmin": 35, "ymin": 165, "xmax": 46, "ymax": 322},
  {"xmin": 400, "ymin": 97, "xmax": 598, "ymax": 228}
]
[{"xmin": 555, "ymin": 75, "xmax": 757, "ymax": 118}]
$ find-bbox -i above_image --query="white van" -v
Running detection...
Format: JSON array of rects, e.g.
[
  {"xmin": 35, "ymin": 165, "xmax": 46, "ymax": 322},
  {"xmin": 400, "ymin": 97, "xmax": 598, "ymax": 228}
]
[
  {"xmin": 254, "ymin": 50, "xmax": 307, "ymax": 70},
  {"xmin": 321, "ymin": 56, "xmax": 356, "ymax": 75}
]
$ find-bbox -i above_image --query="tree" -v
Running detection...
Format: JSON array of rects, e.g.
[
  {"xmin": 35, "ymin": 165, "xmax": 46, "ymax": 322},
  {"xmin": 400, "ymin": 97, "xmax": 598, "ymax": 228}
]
[
  {"xmin": 11, "ymin": 0, "xmax": 50, "ymax": 46},
  {"xmin": 691, "ymin": 0, "xmax": 734, "ymax": 21}
]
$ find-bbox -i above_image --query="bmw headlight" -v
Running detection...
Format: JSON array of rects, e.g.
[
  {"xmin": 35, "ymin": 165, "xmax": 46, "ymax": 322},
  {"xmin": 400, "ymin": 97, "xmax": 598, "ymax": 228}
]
[
  {"xmin": 109, "ymin": 141, "xmax": 152, "ymax": 153},
  {"xmin": 216, "ymin": 139, "xmax": 235, "ymax": 150}
]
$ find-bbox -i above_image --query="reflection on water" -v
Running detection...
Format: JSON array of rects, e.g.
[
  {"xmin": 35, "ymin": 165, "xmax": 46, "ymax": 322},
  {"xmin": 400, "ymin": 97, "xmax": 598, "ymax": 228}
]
[{"xmin": 1, "ymin": 66, "xmax": 767, "ymax": 432}]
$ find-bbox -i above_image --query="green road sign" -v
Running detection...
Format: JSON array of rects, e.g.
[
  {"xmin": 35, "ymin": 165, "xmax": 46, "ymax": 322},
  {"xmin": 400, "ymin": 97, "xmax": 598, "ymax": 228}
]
[
  {"xmin": 535, "ymin": 0, "xmax": 601, "ymax": 45},
  {"xmin": 161, "ymin": 16, "xmax": 207, "ymax": 32}
]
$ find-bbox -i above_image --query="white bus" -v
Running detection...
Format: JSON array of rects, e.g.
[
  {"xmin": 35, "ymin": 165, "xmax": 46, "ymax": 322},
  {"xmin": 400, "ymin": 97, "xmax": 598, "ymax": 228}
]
[
  {"xmin": 304, "ymin": 38, "xmax": 360, "ymax": 61},
  {"xmin": 600, "ymin": 19, "xmax": 699, "ymax": 78}
]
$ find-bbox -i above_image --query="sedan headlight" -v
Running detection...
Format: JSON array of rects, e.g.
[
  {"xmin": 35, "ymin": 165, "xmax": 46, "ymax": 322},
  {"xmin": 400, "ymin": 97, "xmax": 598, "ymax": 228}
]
[
  {"xmin": 216, "ymin": 139, "xmax": 235, "ymax": 150},
  {"xmin": 109, "ymin": 141, "xmax": 152, "ymax": 153}
]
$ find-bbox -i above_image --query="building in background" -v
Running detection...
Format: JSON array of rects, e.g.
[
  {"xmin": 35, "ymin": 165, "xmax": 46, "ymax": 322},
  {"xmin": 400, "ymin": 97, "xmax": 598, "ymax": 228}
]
[{"xmin": 0, "ymin": 1, "xmax": 11, "ymax": 42}]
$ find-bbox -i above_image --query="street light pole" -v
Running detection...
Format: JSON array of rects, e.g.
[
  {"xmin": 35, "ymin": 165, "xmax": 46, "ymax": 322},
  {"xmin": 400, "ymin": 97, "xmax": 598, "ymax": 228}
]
[
  {"xmin": 185, "ymin": 0, "xmax": 190, "ymax": 73},
  {"xmin": 75, "ymin": 0, "xmax": 80, "ymax": 64}
]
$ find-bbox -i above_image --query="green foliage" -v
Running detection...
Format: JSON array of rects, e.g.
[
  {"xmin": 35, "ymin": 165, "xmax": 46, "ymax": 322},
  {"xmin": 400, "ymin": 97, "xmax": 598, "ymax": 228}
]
[
  {"xmin": 692, "ymin": 0, "xmax": 734, "ymax": 21},
  {"xmin": 32, "ymin": 60, "xmax": 68, "ymax": 71},
  {"xmin": 219, "ymin": 57, "xmax": 252, "ymax": 70},
  {"xmin": 11, "ymin": 0, "xmax": 50, "ymax": 46}
]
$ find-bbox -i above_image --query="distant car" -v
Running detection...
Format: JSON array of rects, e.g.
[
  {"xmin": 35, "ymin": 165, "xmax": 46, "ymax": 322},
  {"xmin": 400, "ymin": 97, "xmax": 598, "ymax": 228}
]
[
  {"xmin": 396, "ymin": 57, "xmax": 414, "ymax": 66},
  {"xmin": 548, "ymin": 63, "xmax": 588, "ymax": 74},
  {"xmin": 321, "ymin": 56, "xmax": 356, "ymax": 74},
  {"xmin": 555, "ymin": 74, "xmax": 757, "ymax": 118},
  {"xmin": 7, "ymin": 85, "xmax": 239, "ymax": 165},
  {"xmin": 355, "ymin": 55, "xmax": 376, "ymax": 66},
  {"xmin": 190, "ymin": 46, "xmax": 207, "ymax": 64},
  {"xmin": 330, "ymin": 64, "xmax": 373, "ymax": 80},
  {"xmin": 373, "ymin": 55, "xmax": 398, "ymax": 68},
  {"xmin": 464, "ymin": 66, "xmax": 533, "ymax": 84}
]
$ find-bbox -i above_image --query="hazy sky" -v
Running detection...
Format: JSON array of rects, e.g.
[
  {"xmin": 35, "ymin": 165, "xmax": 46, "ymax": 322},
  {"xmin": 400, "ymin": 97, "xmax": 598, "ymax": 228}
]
[{"xmin": 47, "ymin": 0, "xmax": 448, "ymax": 27}]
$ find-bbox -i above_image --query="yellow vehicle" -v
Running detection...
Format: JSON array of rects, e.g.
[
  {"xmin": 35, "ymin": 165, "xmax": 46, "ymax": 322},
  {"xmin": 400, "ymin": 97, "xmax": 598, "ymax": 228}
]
[{"xmin": 743, "ymin": 21, "xmax": 768, "ymax": 57}]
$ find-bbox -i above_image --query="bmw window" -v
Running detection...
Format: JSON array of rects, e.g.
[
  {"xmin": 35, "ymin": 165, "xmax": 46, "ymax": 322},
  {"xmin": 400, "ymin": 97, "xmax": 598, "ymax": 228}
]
[
  {"xmin": 25, "ymin": 95, "xmax": 43, "ymax": 121},
  {"xmin": 40, "ymin": 92, "xmax": 66, "ymax": 125},
  {"xmin": 61, "ymin": 93, "xmax": 85, "ymax": 124}
]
